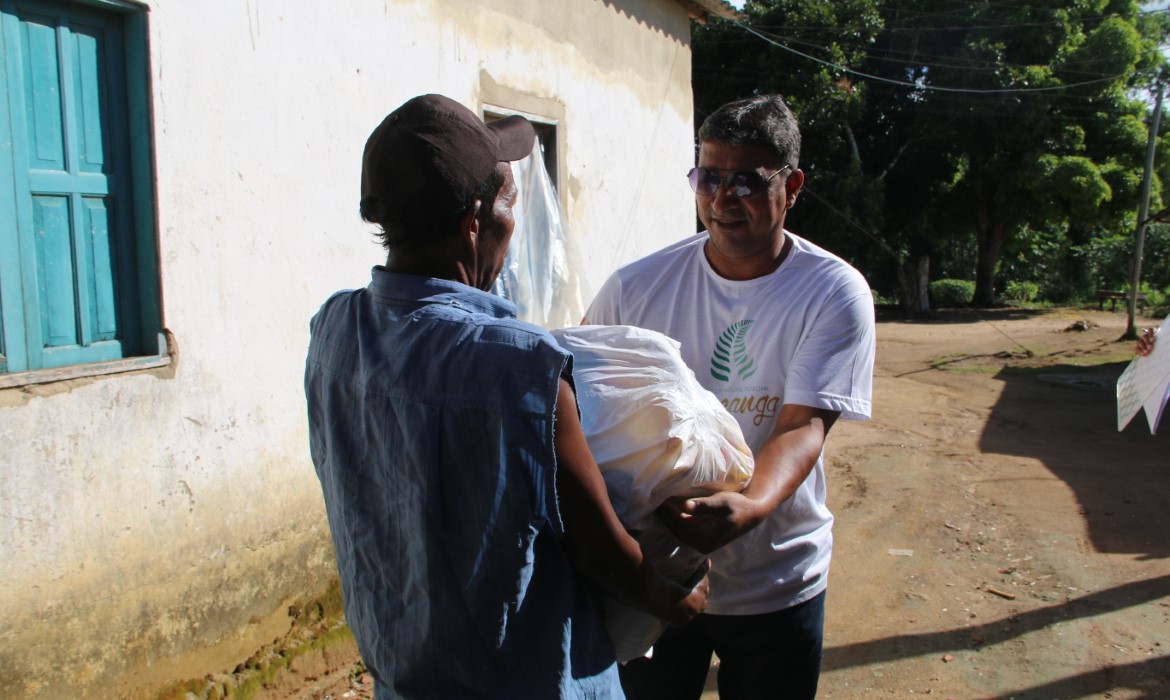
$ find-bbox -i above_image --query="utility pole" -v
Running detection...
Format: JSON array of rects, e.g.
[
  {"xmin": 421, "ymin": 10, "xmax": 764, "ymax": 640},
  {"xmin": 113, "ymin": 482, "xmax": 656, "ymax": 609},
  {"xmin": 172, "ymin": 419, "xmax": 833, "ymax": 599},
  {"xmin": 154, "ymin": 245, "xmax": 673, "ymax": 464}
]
[{"xmin": 1126, "ymin": 77, "xmax": 1163, "ymax": 340}]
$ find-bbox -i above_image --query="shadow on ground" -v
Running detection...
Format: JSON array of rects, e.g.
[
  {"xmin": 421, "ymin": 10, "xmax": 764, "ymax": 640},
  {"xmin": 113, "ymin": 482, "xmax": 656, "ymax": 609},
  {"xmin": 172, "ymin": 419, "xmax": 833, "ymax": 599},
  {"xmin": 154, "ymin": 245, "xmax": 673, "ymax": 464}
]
[
  {"xmin": 979, "ymin": 361, "xmax": 1170, "ymax": 559},
  {"xmin": 875, "ymin": 306, "xmax": 1055, "ymax": 325},
  {"xmin": 822, "ymin": 575, "xmax": 1170, "ymax": 698}
]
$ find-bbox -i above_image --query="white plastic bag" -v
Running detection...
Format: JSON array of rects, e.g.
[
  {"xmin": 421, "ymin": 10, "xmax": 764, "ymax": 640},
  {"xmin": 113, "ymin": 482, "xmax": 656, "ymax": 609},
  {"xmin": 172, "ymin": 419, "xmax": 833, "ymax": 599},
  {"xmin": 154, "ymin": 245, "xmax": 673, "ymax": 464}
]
[
  {"xmin": 552, "ymin": 325, "xmax": 754, "ymax": 530},
  {"xmin": 493, "ymin": 136, "xmax": 589, "ymax": 330},
  {"xmin": 550, "ymin": 325, "xmax": 754, "ymax": 661}
]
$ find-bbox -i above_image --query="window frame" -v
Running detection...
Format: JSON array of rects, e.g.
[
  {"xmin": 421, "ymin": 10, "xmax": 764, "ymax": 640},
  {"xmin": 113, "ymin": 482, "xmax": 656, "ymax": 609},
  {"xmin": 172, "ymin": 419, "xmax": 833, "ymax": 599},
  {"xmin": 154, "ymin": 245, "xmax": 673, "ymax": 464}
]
[
  {"xmin": 484, "ymin": 105, "xmax": 559, "ymax": 190},
  {"xmin": 0, "ymin": 0, "xmax": 165, "ymax": 388}
]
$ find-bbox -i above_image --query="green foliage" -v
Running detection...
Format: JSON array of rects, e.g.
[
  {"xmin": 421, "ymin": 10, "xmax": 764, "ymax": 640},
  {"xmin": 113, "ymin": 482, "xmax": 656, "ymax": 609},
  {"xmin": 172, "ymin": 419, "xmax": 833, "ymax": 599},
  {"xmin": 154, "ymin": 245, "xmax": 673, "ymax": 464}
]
[
  {"xmin": 929, "ymin": 279, "xmax": 975, "ymax": 307},
  {"xmin": 692, "ymin": 0, "xmax": 1170, "ymax": 313},
  {"xmin": 1098, "ymin": 159, "xmax": 1143, "ymax": 214},
  {"xmin": 1144, "ymin": 284, "xmax": 1170, "ymax": 318},
  {"xmin": 1024, "ymin": 155, "xmax": 1112, "ymax": 220},
  {"xmin": 997, "ymin": 226, "xmax": 1066, "ymax": 302},
  {"xmin": 1078, "ymin": 232, "xmax": 1134, "ymax": 291},
  {"xmin": 1057, "ymin": 16, "xmax": 1142, "ymax": 87},
  {"xmin": 1075, "ymin": 224, "xmax": 1170, "ymax": 296},
  {"xmin": 1051, "ymin": 156, "xmax": 1113, "ymax": 218},
  {"xmin": 1003, "ymin": 280, "xmax": 1041, "ymax": 306},
  {"xmin": 1140, "ymin": 224, "xmax": 1170, "ymax": 291},
  {"xmin": 871, "ymin": 289, "xmax": 899, "ymax": 306}
]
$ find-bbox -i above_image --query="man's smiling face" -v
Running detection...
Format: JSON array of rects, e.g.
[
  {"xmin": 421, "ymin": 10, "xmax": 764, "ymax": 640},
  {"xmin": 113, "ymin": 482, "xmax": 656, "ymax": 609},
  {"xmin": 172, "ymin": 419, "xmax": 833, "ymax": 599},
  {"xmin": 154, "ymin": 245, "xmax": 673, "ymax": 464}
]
[{"xmin": 696, "ymin": 140, "xmax": 801, "ymax": 276}]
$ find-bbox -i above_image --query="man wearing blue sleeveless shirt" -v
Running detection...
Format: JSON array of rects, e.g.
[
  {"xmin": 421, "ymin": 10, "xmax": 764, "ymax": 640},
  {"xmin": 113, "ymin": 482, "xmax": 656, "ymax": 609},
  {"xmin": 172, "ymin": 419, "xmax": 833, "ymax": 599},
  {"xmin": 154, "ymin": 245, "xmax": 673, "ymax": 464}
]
[{"xmin": 305, "ymin": 94, "xmax": 708, "ymax": 700}]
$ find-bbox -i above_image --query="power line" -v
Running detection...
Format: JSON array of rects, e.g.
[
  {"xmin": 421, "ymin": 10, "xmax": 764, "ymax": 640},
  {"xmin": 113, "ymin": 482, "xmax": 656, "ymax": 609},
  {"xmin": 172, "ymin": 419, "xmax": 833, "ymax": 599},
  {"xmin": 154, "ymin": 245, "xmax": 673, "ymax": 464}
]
[
  {"xmin": 755, "ymin": 16, "xmax": 1169, "ymax": 35},
  {"xmin": 745, "ymin": 3, "xmax": 1170, "ymax": 32},
  {"xmin": 798, "ymin": 185, "xmax": 890, "ymax": 253},
  {"xmin": 693, "ymin": 64, "xmax": 1155, "ymax": 118},
  {"xmin": 753, "ymin": 28, "xmax": 1150, "ymax": 75},
  {"xmin": 737, "ymin": 22, "xmax": 1134, "ymax": 95}
]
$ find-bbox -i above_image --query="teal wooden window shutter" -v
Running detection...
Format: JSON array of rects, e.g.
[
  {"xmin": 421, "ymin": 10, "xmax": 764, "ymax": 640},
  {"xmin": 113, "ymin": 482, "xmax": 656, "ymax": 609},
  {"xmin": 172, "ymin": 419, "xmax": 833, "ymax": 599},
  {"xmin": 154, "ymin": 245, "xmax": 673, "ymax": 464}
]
[{"xmin": 0, "ymin": 0, "xmax": 157, "ymax": 376}]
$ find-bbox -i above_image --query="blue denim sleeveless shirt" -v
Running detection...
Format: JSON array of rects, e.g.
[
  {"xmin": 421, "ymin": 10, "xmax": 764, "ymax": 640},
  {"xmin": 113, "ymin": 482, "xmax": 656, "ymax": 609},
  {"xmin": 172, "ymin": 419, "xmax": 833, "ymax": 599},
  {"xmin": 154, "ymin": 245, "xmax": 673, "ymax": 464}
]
[{"xmin": 305, "ymin": 268, "xmax": 623, "ymax": 699}]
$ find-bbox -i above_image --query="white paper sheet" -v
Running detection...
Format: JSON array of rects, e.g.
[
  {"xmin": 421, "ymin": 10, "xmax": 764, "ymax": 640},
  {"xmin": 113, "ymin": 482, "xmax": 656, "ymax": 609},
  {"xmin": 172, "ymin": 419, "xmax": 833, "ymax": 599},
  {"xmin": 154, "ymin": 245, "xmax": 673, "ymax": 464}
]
[{"xmin": 1117, "ymin": 316, "xmax": 1170, "ymax": 434}]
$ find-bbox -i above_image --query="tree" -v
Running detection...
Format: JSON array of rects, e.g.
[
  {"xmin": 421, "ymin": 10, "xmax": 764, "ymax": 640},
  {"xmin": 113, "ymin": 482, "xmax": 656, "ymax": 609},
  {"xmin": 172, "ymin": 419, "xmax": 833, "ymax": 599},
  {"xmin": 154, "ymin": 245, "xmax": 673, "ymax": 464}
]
[
  {"xmin": 906, "ymin": 2, "xmax": 1150, "ymax": 305},
  {"xmin": 695, "ymin": 0, "xmax": 940, "ymax": 314},
  {"xmin": 692, "ymin": 0, "xmax": 1169, "ymax": 311}
]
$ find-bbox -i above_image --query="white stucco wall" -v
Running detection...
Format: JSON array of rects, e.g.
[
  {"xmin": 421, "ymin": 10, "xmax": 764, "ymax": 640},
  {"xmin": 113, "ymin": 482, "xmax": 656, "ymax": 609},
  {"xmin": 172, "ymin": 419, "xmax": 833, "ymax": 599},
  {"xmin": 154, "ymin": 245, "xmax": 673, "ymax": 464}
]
[{"xmin": 0, "ymin": 0, "xmax": 699, "ymax": 697}]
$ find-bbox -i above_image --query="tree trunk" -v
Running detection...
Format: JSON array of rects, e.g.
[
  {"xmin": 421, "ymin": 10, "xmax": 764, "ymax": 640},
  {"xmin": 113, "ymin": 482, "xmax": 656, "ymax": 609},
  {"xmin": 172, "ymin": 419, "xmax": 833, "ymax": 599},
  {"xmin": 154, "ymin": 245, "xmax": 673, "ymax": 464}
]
[
  {"xmin": 897, "ymin": 254, "xmax": 932, "ymax": 318},
  {"xmin": 865, "ymin": 224, "xmax": 931, "ymax": 318},
  {"xmin": 972, "ymin": 177, "xmax": 1002, "ymax": 307},
  {"xmin": 973, "ymin": 221, "xmax": 1002, "ymax": 306}
]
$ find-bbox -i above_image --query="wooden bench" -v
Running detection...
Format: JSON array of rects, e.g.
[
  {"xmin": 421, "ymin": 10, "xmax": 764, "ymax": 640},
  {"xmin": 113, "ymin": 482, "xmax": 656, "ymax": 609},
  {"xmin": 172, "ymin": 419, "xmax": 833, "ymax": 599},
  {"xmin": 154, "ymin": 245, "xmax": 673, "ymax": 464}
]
[{"xmin": 1097, "ymin": 290, "xmax": 1148, "ymax": 312}]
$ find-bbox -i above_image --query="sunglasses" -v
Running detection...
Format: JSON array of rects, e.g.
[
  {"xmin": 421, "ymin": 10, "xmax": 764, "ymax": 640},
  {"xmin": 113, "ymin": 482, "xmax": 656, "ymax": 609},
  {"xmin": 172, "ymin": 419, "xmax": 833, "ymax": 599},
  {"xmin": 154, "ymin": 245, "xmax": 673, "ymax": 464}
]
[{"xmin": 687, "ymin": 165, "xmax": 791, "ymax": 199}]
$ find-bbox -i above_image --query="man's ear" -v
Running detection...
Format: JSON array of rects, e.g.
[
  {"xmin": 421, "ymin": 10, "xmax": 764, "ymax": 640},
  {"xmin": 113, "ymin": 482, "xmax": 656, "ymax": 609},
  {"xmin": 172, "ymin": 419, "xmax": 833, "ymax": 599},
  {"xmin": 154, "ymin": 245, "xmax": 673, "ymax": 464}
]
[
  {"xmin": 785, "ymin": 169, "xmax": 805, "ymax": 207},
  {"xmin": 458, "ymin": 200, "xmax": 482, "ymax": 245}
]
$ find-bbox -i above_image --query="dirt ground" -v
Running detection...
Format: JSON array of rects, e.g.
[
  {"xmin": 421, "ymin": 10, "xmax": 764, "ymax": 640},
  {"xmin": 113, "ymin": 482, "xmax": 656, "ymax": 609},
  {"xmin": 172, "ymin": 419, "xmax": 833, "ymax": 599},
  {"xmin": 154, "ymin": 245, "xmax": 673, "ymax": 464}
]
[{"xmin": 267, "ymin": 307, "xmax": 1170, "ymax": 700}]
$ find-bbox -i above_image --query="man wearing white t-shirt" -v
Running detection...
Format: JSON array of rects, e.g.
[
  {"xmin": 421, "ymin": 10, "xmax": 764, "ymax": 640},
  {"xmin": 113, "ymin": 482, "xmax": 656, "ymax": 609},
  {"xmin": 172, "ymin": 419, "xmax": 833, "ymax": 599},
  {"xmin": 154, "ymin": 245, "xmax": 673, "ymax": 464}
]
[{"xmin": 584, "ymin": 94, "xmax": 876, "ymax": 700}]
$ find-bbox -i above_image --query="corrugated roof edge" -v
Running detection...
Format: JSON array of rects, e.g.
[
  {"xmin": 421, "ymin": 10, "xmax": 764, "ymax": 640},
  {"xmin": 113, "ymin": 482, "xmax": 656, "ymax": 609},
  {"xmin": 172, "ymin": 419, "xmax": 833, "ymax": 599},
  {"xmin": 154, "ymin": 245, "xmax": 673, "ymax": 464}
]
[{"xmin": 674, "ymin": 0, "xmax": 740, "ymax": 22}]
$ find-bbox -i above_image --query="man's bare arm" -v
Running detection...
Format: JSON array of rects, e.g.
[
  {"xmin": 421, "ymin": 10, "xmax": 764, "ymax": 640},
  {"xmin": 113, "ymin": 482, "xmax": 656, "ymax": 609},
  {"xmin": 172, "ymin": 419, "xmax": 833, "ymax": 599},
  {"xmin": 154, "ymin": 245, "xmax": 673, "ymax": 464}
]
[
  {"xmin": 658, "ymin": 403, "xmax": 839, "ymax": 553},
  {"xmin": 553, "ymin": 378, "xmax": 708, "ymax": 626}
]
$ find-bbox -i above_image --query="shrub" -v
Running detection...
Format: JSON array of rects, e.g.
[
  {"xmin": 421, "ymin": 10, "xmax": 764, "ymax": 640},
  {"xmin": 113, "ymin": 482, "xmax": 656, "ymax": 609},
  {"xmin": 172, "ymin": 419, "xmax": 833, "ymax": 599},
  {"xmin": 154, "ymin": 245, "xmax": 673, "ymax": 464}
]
[
  {"xmin": 1139, "ymin": 283, "xmax": 1169, "ymax": 319},
  {"xmin": 871, "ymin": 289, "xmax": 899, "ymax": 306},
  {"xmin": 929, "ymin": 279, "xmax": 975, "ymax": 307},
  {"xmin": 1003, "ymin": 280, "xmax": 1040, "ymax": 306}
]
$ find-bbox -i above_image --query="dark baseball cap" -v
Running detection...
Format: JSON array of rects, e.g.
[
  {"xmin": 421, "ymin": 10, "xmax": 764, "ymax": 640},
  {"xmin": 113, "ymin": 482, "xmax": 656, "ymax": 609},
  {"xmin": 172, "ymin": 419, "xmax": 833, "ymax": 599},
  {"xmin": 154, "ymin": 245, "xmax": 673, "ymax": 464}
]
[{"xmin": 361, "ymin": 94, "xmax": 535, "ymax": 217}]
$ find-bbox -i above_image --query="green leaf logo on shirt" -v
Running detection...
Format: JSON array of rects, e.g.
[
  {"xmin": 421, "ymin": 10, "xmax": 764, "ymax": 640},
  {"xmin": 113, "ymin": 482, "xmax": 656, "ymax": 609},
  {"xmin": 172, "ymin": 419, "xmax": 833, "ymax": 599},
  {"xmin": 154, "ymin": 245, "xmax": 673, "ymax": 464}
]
[{"xmin": 711, "ymin": 320, "xmax": 757, "ymax": 382}]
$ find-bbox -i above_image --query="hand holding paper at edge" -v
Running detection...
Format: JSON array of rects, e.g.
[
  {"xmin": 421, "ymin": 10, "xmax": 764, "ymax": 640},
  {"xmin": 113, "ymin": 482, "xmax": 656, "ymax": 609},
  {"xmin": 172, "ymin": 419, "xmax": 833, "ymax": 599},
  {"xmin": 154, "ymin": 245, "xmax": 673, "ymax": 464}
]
[{"xmin": 1117, "ymin": 317, "xmax": 1170, "ymax": 434}]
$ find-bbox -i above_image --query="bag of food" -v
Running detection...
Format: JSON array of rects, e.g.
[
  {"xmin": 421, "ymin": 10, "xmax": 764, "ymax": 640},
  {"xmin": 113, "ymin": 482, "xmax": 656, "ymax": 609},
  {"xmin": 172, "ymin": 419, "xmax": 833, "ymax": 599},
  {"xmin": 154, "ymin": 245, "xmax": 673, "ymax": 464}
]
[{"xmin": 551, "ymin": 325, "xmax": 754, "ymax": 661}]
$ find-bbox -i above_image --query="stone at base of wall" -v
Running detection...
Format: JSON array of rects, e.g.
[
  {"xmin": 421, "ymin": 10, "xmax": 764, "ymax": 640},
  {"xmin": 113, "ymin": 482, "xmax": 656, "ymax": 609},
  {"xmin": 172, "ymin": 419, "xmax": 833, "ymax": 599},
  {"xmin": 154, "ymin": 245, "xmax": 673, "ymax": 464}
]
[{"xmin": 147, "ymin": 580, "xmax": 364, "ymax": 700}]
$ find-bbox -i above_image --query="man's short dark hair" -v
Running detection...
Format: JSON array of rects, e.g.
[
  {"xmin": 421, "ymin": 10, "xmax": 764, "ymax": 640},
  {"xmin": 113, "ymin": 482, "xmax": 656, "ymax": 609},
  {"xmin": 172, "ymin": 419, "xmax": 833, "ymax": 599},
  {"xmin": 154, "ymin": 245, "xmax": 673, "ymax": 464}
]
[
  {"xmin": 698, "ymin": 95, "xmax": 800, "ymax": 169},
  {"xmin": 361, "ymin": 167, "xmax": 505, "ymax": 253}
]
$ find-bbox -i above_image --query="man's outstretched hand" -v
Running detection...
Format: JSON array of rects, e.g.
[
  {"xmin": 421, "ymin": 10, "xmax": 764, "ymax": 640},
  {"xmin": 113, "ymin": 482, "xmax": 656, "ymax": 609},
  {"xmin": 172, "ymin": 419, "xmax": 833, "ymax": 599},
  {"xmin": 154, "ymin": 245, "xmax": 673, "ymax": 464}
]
[{"xmin": 657, "ymin": 492, "xmax": 768, "ymax": 554}]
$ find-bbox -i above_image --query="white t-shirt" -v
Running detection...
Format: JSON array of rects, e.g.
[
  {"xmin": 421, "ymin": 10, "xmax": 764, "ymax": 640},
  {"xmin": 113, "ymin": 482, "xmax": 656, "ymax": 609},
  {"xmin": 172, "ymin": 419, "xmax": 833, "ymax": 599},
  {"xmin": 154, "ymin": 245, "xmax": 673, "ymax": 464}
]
[{"xmin": 585, "ymin": 231, "xmax": 875, "ymax": 615}]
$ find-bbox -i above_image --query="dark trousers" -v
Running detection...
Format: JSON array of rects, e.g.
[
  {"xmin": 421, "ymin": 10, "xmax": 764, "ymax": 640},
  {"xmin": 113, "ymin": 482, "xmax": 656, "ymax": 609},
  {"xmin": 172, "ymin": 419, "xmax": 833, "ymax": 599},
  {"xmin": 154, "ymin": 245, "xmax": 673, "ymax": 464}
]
[{"xmin": 618, "ymin": 591, "xmax": 825, "ymax": 700}]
